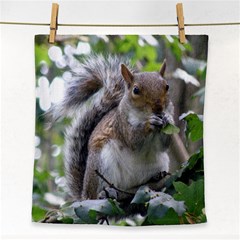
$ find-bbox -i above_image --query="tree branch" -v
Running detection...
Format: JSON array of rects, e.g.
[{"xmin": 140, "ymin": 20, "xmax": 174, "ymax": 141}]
[
  {"xmin": 94, "ymin": 169, "xmax": 134, "ymax": 196},
  {"xmin": 171, "ymin": 133, "xmax": 190, "ymax": 163}
]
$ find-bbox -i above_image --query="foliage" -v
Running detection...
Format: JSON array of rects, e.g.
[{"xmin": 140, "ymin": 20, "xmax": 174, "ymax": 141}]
[
  {"xmin": 180, "ymin": 112, "xmax": 203, "ymax": 142},
  {"xmin": 162, "ymin": 123, "xmax": 180, "ymax": 135},
  {"xmin": 38, "ymin": 112, "xmax": 206, "ymax": 225},
  {"xmin": 74, "ymin": 199, "xmax": 124, "ymax": 224},
  {"xmin": 33, "ymin": 35, "xmax": 207, "ymax": 225}
]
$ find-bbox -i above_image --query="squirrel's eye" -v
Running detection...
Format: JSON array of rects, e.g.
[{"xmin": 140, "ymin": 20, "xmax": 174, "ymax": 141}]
[
  {"xmin": 166, "ymin": 84, "xmax": 169, "ymax": 91},
  {"xmin": 133, "ymin": 86, "xmax": 140, "ymax": 95}
]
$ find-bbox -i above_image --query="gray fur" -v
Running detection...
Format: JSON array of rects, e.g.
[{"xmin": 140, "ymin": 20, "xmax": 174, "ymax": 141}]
[
  {"xmin": 51, "ymin": 55, "xmax": 135, "ymax": 199},
  {"xmin": 50, "ymin": 55, "xmax": 134, "ymax": 121},
  {"xmin": 50, "ymin": 54, "xmax": 174, "ymax": 200}
]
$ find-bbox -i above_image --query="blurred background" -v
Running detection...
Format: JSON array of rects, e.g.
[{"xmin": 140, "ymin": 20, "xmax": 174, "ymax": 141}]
[{"xmin": 33, "ymin": 34, "xmax": 208, "ymax": 221}]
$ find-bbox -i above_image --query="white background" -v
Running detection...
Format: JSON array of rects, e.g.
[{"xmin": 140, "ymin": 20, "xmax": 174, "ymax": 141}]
[{"xmin": 0, "ymin": 0, "xmax": 239, "ymax": 240}]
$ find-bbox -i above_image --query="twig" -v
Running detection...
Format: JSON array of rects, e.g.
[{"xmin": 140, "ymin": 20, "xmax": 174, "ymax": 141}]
[
  {"xmin": 98, "ymin": 216, "xmax": 110, "ymax": 225},
  {"xmin": 150, "ymin": 171, "xmax": 171, "ymax": 182},
  {"xmin": 95, "ymin": 169, "xmax": 134, "ymax": 196}
]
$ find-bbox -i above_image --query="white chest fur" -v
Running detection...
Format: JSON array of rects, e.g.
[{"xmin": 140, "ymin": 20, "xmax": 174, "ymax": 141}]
[{"xmin": 99, "ymin": 135, "xmax": 169, "ymax": 191}]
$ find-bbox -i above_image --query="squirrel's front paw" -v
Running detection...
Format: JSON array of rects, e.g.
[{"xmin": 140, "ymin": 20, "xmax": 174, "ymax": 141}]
[
  {"xmin": 148, "ymin": 114, "xmax": 169, "ymax": 130},
  {"xmin": 98, "ymin": 187, "xmax": 118, "ymax": 200},
  {"xmin": 161, "ymin": 114, "xmax": 171, "ymax": 127}
]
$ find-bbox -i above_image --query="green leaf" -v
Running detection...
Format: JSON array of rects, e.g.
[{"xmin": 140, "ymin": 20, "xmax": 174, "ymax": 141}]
[
  {"xmin": 61, "ymin": 202, "xmax": 77, "ymax": 218},
  {"xmin": 173, "ymin": 180, "xmax": 205, "ymax": 216},
  {"xmin": 35, "ymin": 44, "xmax": 51, "ymax": 67},
  {"xmin": 180, "ymin": 113, "xmax": 203, "ymax": 142},
  {"xmin": 163, "ymin": 36, "xmax": 190, "ymax": 62},
  {"xmin": 148, "ymin": 203, "xmax": 169, "ymax": 221},
  {"xmin": 58, "ymin": 216, "xmax": 74, "ymax": 224},
  {"xmin": 162, "ymin": 123, "xmax": 180, "ymax": 135},
  {"xmin": 188, "ymin": 147, "xmax": 203, "ymax": 170},
  {"xmin": 162, "ymin": 165, "xmax": 187, "ymax": 189},
  {"xmin": 131, "ymin": 187, "xmax": 186, "ymax": 225},
  {"xmin": 73, "ymin": 199, "xmax": 124, "ymax": 224},
  {"xmin": 150, "ymin": 192, "xmax": 186, "ymax": 216},
  {"xmin": 146, "ymin": 192, "xmax": 185, "ymax": 224},
  {"xmin": 32, "ymin": 205, "xmax": 48, "ymax": 222},
  {"xmin": 136, "ymin": 45, "xmax": 157, "ymax": 61},
  {"xmin": 108, "ymin": 198, "xmax": 125, "ymax": 215},
  {"xmin": 197, "ymin": 210, "xmax": 207, "ymax": 223},
  {"xmin": 146, "ymin": 207, "xmax": 180, "ymax": 225},
  {"xmin": 131, "ymin": 186, "xmax": 154, "ymax": 204},
  {"xmin": 162, "ymin": 147, "xmax": 204, "ymax": 191},
  {"xmin": 142, "ymin": 62, "xmax": 161, "ymax": 72}
]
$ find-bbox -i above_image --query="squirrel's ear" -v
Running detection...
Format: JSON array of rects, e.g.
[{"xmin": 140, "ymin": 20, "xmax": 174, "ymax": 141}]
[
  {"xmin": 121, "ymin": 64, "xmax": 133, "ymax": 85},
  {"xmin": 159, "ymin": 59, "xmax": 166, "ymax": 77}
]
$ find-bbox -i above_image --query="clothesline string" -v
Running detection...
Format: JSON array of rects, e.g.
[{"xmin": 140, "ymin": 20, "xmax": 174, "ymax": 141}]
[{"xmin": 0, "ymin": 21, "xmax": 240, "ymax": 27}]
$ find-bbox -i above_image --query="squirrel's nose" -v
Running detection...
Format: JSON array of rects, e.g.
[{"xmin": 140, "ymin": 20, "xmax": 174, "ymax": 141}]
[
  {"xmin": 152, "ymin": 99, "xmax": 163, "ymax": 114},
  {"xmin": 153, "ymin": 106, "xmax": 163, "ymax": 115}
]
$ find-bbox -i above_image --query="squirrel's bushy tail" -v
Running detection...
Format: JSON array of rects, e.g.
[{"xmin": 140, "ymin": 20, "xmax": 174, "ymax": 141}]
[
  {"xmin": 51, "ymin": 55, "xmax": 133, "ymax": 199},
  {"xmin": 51, "ymin": 55, "xmax": 129, "ymax": 121}
]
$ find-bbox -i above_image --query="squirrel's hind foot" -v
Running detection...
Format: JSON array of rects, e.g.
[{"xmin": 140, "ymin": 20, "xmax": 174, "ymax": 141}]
[{"xmin": 98, "ymin": 187, "xmax": 118, "ymax": 200}]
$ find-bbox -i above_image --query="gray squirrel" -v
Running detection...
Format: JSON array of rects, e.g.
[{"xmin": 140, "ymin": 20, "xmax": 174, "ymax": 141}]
[{"xmin": 51, "ymin": 55, "xmax": 174, "ymax": 200}]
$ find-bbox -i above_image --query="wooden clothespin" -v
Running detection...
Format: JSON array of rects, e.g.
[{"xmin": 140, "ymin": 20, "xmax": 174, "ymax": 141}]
[
  {"xmin": 176, "ymin": 3, "xmax": 186, "ymax": 44},
  {"xmin": 49, "ymin": 3, "xmax": 59, "ymax": 44}
]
